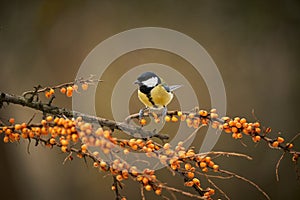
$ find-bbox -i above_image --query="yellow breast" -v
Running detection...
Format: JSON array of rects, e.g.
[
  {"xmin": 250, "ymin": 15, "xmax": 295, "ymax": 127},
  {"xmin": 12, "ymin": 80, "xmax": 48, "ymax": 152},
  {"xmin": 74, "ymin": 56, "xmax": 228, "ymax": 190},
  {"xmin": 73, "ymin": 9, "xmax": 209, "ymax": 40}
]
[{"xmin": 138, "ymin": 85, "xmax": 173, "ymax": 108}]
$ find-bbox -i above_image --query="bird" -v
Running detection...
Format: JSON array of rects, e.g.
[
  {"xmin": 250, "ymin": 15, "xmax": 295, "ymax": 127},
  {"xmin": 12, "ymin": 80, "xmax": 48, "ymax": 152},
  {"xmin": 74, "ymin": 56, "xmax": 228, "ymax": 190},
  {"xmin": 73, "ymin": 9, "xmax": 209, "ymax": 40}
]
[{"xmin": 134, "ymin": 71, "xmax": 182, "ymax": 119}]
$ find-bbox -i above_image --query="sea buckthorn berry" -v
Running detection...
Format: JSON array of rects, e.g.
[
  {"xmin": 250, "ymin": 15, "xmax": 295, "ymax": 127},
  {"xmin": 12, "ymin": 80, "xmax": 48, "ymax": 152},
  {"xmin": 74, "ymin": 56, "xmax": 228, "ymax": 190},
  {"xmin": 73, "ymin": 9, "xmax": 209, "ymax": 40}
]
[
  {"xmin": 14, "ymin": 124, "xmax": 22, "ymax": 130},
  {"xmin": 116, "ymin": 174, "xmax": 123, "ymax": 182},
  {"xmin": 111, "ymin": 185, "xmax": 116, "ymax": 191},
  {"xmin": 60, "ymin": 87, "xmax": 66, "ymax": 94},
  {"xmin": 164, "ymin": 115, "xmax": 171, "ymax": 122},
  {"xmin": 235, "ymin": 122, "xmax": 242, "ymax": 129},
  {"xmin": 171, "ymin": 116, "xmax": 178, "ymax": 122},
  {"xmin": 237, "ymin": 133, "xmax": 243, "ymax": 139},
  {"xmin": 155, "ymin": 188, "xmax": 162, "ymax": 195},
  {"xmin": 265, "ymin": 127, "xmax": 272, "ymax": 134},
  {"xmin": 210, "ymin": 108, "xmax": 217, "ymax": 113},
  {"xmin": 187, "ymin": 172, "xmax": 194, "ymax": 179},
  {"xmin": 277, "ymin": 136, "xmax": 284, "ymax": 143},
  {"xmin": 45, "ymin": 91, "xmax": 51, "ymax": 98},
  {"xmin": 240, "ymin": 118, "xmax": 247, "ymax": 124},
  {"xmin": 199, "ymin": 110, "xmax": 208, "ymax": 117},
  {"xmin": 60, "ymin": 139, "xmax": 68, "ymax": 146},
  {"xmin": 192, "ymin": 178, "xmax": 201, "ymax": 187},
  {"xmin": 81, "ymin": 83, "xmax": 89, "ymax": 90},
  {"xmin": 184, "ymin": 181, "xmax": 194, "ymax": 187},
  {"xmin": 9, "ymin": 118, "xmax": 15, "ymax": 124},
  {"xmin": 177, "ymin": 111, "xmax": 182, "ymax": 117},
  {"xmin": 272, "ymin": 141, "xmax": 279, "ymax": 148},
  {"xmin": 252, "ymin": 135, "xmax": 261, "ymax": 142},
  {"xmin": 208, "ymin": 161, "xmax": 215, "ymax": 167},
  {"xmin": 49, "ymin": 138, "xmax": 56, "ymax": 144},
  {"xmin": 231, "ymin": 127, "xmax": 238, "ymax": 133},
  {"xmin": 180, "ymin": 114, "xmax": 187, "ymax": 121},
  {"xmin": 255, "ymin": 127, "xmax": 261, "ymax": 133},
  {"xmin": 208, "ymin": 188, "xmax": 215, "ymax": 195},
  {"xmin": 3, "ymin": 136, "xmax": 9, "ymax": 143},
  {"xmin": 254, "ymin": 122, "xmax": 260, "ymax": 127},
  {"xmin": 140, "ymin": 118, "xmax": 147, "ymax": 126},
  {"xmin": 205, "ymin": 157, "xmax": 211, "ymax": 163},
  {"xmin": 145, "ymin": 184, "xmax": 152, "ymax": 191},
  {"xmin": 81, "ymin": 144, "xmax": 88, "ymax": 152},
  {"xmin": 212, "ymin": 164, "xmax": 219, "ymax": 171},
  {"xmin": 286, "ymin": 143, "xmax": 293, "ymax": 149},
  {"xmin": 49, "ymin": 88, "xmax": 55, "ymax": 95},
  {"xmin": 188, "ymin": 113, "xmax": 195, "ymax": 118},
  {"xmin": 163, "ymin": 143, "xmax": 171, "ymax": 150},
  {"xmin": 199, "ymin": 162, "xmax": 207, "ymax": 168},
  {"xmin": 202, "ymin": 167, "xmax": 208, "ymax": 172},
  {"xmin": 210, "ymin": 113, "xmax": 218, "ymax": 119},
  {"xmin": 61, "ymin": 146, "xmax": 68, "ymax": 152},
  {"xmin": 93, "ymin": 162, "xmax": 99, "ymax": 168},
  {"xmin": 46, "ymin": 116, "xmax": 53, "ymax": 122},
  {"xmin": 292, "ymin": 154, "xmax": 298, "ymax": 162},
  {"xmin": 186, "ymin": 118, "xmax": 193, "ymax": 127},
  {"xmin": 229, "ymin": 120, "xmax": 235, "ymax": 127},
  {"xmin": 234, "ymin": 117, "xmax": 240, "ymax": 122}
]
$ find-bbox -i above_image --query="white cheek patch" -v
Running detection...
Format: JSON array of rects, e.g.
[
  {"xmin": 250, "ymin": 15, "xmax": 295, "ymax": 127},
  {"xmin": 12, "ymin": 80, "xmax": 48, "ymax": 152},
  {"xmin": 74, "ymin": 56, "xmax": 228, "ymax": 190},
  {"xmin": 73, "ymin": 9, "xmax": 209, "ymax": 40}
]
[{"xmin": 142, "ymin": 77, "xmax": 158, "ymax": 87}]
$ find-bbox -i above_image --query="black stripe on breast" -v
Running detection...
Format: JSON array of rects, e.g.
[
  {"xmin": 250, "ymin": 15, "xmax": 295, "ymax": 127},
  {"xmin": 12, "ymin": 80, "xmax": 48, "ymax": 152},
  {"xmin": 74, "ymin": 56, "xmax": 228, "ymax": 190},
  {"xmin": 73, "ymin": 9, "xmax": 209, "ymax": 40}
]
[{"xmin": 140, "ymin": 85, "xmax": 156, "ymax": 106}]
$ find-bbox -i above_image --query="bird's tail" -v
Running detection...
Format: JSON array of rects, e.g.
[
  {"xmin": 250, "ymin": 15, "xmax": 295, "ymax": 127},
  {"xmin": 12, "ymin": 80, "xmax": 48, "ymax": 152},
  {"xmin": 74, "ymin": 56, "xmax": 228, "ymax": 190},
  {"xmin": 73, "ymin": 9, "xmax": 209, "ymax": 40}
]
[{"xmin": 169, "ymin": 85, "xmax": 182, "ymax": 91}]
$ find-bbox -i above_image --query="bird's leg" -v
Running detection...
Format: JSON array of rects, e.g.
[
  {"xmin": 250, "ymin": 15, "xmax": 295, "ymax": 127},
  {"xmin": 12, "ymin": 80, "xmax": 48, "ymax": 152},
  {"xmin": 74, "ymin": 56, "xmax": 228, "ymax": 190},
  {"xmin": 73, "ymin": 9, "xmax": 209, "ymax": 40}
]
[
  {"xmin": 139, "ymin": 107, "xmax": 147, "ymax": 119},
  {"xmin": 161, "ymin": 106, "xmax": 167, "ymax": 119}
]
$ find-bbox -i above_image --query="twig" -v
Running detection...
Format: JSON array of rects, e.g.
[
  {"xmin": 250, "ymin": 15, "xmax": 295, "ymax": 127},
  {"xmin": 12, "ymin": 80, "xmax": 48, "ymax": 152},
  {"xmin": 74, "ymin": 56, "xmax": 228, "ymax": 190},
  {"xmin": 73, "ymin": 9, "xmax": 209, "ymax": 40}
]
[
  {"xmin": 160, "ymin": 185, "xmax": 206, "ymax": 199},
  {"xmin": 207, "ymin": 177, "xmax": 230, "ymax": 200},
  {"xmin": 140, "ymin": 184, "xmax": 146, "ymax": 200},
  {"xmin": 276, "ymin": 152, "xmax": 286, "ymax": 181},
  {"xmin": 220, "ymin": 169, "xmax": 270, "ymax": 200}
]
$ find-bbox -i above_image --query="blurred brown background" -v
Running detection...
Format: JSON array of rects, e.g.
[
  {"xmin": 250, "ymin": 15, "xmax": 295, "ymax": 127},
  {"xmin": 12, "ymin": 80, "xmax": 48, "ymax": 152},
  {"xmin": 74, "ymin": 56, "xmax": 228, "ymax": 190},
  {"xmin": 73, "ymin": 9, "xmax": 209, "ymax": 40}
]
[{"xmin": 0, "ymin": 0, "xmax": 300, "ymax": 199}]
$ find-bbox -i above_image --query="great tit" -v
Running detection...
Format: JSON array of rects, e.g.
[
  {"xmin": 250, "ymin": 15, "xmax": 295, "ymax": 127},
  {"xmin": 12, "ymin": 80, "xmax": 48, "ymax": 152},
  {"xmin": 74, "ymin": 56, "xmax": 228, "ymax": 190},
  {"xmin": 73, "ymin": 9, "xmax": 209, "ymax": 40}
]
[{"xmin": 134, "ymin": 72, "xmax": 181, "ymax": 119}]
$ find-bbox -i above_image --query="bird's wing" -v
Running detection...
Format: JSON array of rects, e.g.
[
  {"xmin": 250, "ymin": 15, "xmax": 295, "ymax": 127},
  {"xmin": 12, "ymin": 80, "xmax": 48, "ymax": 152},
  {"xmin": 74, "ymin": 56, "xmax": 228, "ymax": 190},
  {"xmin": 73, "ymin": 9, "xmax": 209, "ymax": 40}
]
[{"xmin": 169, "ymin": 85, "xmax": 182, "ymax": 92}]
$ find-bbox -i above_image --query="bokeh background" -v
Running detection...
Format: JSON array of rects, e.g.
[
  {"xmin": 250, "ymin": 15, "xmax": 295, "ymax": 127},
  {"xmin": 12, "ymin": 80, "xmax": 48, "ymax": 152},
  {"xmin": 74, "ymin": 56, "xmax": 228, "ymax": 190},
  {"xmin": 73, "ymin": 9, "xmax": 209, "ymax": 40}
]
[{"xmin": 1, "ymin": 1, "xmax": 300, "ymax": 199}]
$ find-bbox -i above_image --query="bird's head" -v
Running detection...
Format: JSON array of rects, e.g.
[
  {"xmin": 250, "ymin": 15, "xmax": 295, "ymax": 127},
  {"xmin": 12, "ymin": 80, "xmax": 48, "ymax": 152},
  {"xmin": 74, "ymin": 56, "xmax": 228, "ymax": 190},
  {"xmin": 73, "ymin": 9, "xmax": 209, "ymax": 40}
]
[{"xmin": 134, "ymin": 72, "xmax": 161, "ymax": 87}]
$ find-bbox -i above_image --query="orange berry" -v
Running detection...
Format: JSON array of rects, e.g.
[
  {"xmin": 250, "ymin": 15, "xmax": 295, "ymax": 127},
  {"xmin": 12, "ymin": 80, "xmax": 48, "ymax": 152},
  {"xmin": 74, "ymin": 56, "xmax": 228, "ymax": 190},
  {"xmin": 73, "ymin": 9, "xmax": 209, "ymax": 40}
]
[
  {"xmin": 9, "ymin": 118, "xmax": 15, "ymax": 124},
  {"xmin": 111, "ymin": 185, "xmax": 116, "ymax": 191},
  {"xmin": 164, "ymin": 115, "xmax": 171, "ymax": 122},
  {"xmin": 46, "ymin": 116, "xmax": 53, "ymax": 122},
  {"xmin": 145, "ymin": 184, "xmax": 152, "ymax": 191},
  {"xmin": 45, "ymin": 91, "xmax": 51, "ymax": 98},
  {"xmin": 177, "ymin": 111, "xmax": 182, "ymax": 117},
  {"xmin": 49, "ymin": 88, "xmax": 55, "ymax": 95},
  {"xmin": 231, "ymin": 127, "xmax": 238, "ymax": 133},
  {"xmin": 140, "ymin": 118, "xmax": 147, "ymax": 126},
  {"xmin": 60, "ymin": 87, "xmax": 66, "ymax": 94},
  {"xmin": 116, "ymin": 174, "xmax": 123, "ymax": 181},
  {"xmin": 236, "ymin": 122, "xmax": 242, "ymax": 128},
  {"xmin": 49, "ymin": 138, "xmax": 56, "ymax": 145},
  {"xmin": 286, "ymin": 143, "xmax": 293, "ymax": 149},
  {"xmin": 212, "ymin": 164, "xmax": 219, "ymax": 171},
  {"xmin": 199, "ymin": 110, "xmax": 208, "ymax": 117},
  {"xmin": 205, "ymin": 157, "xmax": 211, "ymax": 163},
  {"xmin": 199, "ymin": 162, "xmax": 207, "ymax": 168},
  {"xmin": 14, "ymin": 124, "xmax": 22, "ymax": 130},
  {"xmin": 93, "ymin": 162, "xmax": 99, "ymax": 168},
  {"xmin": 81, "ymin": 83, "xmax": 89, "ymax": 91},
  {"xmin": 3, "ymin": 136, "xmax": 9, "ymax": 143},
  {"xmin": 60, "ymin": 139, "xmax": 68, "ymax": 146},
  {"xmin": 272, "ymin": 141, "xmax": 279, "ymax": 148},
  {"xmin": 255, "ymin": 127, "xmax": 261, "ymax": 133},
  {"xmin": 61, "ymin": 146, "xmax": 68, "ymax": 152},
  {"xmin": 155, "ymin": 188, "xmax": 162, "ymax": 195},
  {"xmin": 202, "ymin": 167, "xmax": 208, "ymax": 172},
  {"xmin": 277, "ymin": 136, "xmax": 284, "ymax": 143},
  {"xmin": 187, "ymin": 171, "xmax": 194, "ymax": 179},
  {"xmin": 192, "ymin": 178, "xmax": 201, "ymax": 187},
  {"xmin": 171, "ymin": 116, "xmax": 178, "ymax": 122},
  {"xmin": 184, "ymin": 181, "xmax": 194, "ymax": 187}
]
